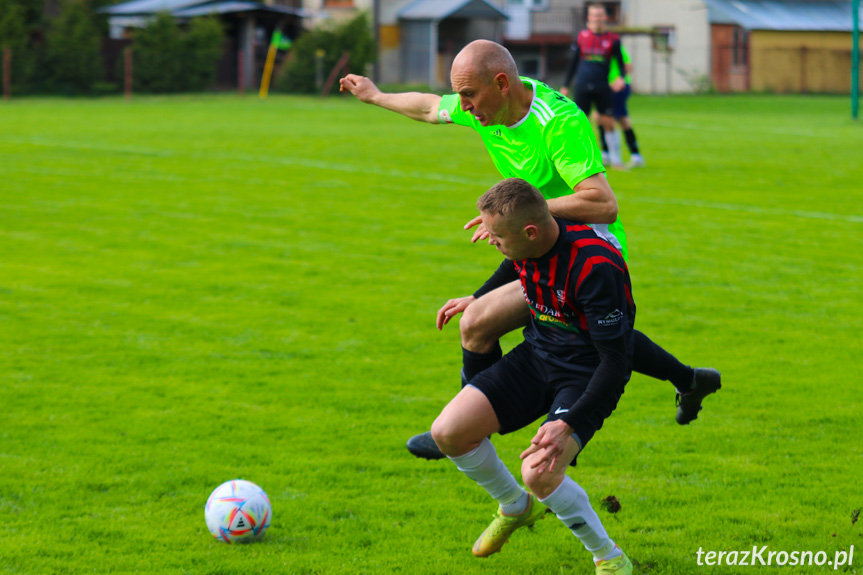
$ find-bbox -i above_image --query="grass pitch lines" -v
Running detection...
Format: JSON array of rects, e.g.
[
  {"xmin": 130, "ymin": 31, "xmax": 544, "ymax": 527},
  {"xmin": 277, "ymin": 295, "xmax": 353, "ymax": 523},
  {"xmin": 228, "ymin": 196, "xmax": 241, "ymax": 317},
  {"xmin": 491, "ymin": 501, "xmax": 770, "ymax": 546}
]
[
  {"xmin": 627, "ymin": 195, "xmax": 863, "ymax": 223},
  {"xmin": 0, "ymin": 135, "xmax": 175, "ymax": 157},
  {"xmin": 636, "ymin": 119, "xmax": 855, "ymax": 139},
  {"xmin": 1, "ymin": 94, "xmax": 860, "ymax": 575},
  {"xmin": 0, "ymin": 135, "xmax": 494, "ymax": 188}
]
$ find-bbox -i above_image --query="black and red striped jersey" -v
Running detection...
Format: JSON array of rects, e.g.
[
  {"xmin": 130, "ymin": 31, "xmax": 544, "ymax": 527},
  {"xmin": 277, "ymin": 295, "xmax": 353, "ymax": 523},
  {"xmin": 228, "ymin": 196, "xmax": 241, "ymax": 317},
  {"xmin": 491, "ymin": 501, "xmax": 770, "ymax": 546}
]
[
  {"xmin": 575, "ymin": 29, "xmax": 620, "ymax": 65},
  {"xmin": 515, "ymin": 218, "xmax": 635, "ymax": 369},
  {"xmin": 563, "ymin": 30, "xmax": 625, "ymax": 87}
]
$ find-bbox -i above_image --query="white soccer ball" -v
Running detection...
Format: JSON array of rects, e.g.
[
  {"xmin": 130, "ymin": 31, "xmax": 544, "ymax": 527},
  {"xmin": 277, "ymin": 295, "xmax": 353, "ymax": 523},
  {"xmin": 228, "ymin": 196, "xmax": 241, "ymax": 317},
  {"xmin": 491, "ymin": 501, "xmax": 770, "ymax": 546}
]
[{"xmin": 205, "ymin": 479, "xmax": 272, "ymax": 543}]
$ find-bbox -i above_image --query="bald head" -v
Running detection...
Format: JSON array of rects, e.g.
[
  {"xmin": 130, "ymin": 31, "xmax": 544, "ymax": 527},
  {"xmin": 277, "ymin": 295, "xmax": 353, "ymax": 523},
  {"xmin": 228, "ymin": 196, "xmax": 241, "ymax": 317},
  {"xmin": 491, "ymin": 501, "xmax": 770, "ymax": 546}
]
[
  {"xmin": 449, "ymin": 40, "xmax": 530, "ymax": 127},
  {"xmin": 452, "ymin": 40, "xmax": 519, "ymax": 85}
]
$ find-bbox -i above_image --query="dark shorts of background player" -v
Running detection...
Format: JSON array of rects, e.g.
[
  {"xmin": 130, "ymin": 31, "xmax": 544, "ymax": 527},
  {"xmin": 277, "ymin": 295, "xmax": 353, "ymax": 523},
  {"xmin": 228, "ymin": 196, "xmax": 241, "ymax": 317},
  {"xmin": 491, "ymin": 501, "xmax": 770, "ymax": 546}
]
[
  {"xmin": 468, "ymin": 341, "xmax": 628, "ymax": 467},
  {"xmin": 612, "ymin": 84, "xmax": 630, "ymax": 119},
  {"xmin": 575, "ymin": 80, "xmax": 615, "ymax": 117}
]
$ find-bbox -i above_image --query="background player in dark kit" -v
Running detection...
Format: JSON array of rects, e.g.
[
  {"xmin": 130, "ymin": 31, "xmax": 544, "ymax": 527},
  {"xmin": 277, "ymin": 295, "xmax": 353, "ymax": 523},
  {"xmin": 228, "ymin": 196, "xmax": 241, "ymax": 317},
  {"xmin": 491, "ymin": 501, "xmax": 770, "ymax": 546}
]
[{"xmin": 561, "ymin": 3, "xmax": 627, "ymax": 169}]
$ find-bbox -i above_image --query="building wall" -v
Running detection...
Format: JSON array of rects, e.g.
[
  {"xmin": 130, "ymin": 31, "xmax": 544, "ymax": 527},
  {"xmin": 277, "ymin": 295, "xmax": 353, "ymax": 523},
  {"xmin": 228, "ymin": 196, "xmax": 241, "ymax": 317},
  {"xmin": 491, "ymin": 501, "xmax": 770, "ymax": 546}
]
[
  {"xmin": 711, "ymin": 24, "xmax": 748, "ymax": 92},
  {"xmin": 749, "ymin": 30, "xmax": 853, "ymax": 93},
  {"xmin": 532, "ymin": 0, "xmax": 581, "ymax": 37},
  {"xmin": 624, "ymin": 0, "xmax": 711, "ymax": 94},
  {"xmin": 302, "ymin": 0, "xmax": 373, "ymax": 26},
  {"xmin": 378, "ymin": 0, "xmax": 415, "ymax": 84},
  {"xmin": 503, "ymin": 0, "xmax": 583, "ymax": 88},
  {"xmin": 400, "ymin": 20, "xmax": 432, "ymax": 85},
  {"xmin": 378, "ymin": 22, "xmax": 401, "ymax": 84}
]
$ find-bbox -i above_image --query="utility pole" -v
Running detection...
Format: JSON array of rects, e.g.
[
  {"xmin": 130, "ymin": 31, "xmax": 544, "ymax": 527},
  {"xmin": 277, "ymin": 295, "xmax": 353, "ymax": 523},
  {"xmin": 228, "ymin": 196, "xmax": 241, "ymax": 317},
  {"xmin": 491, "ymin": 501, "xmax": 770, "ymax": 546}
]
[
  {"xmin": 853, "ymin": 0, "xmax": 859, "ymax": 119},
  {"xmin": 373, "ymin": 0, "xmax": 380, "ymax": 83}
]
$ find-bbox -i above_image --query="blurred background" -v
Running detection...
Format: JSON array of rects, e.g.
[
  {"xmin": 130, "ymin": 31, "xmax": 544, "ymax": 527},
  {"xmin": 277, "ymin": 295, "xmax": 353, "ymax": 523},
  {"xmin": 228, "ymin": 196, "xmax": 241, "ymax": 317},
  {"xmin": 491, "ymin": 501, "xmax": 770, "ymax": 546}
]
[{"xmin": 0, "ymin": 0, "xmax": 860, "ymax": 103}]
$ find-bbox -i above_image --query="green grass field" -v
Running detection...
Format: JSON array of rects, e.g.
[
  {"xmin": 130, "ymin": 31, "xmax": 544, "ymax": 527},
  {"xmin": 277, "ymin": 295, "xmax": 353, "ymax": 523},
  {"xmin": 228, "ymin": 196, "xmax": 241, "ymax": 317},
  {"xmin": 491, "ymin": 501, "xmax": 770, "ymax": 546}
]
[{"xmin": 1, "ymin": 93, "xmax": 861, "ymax": 574}]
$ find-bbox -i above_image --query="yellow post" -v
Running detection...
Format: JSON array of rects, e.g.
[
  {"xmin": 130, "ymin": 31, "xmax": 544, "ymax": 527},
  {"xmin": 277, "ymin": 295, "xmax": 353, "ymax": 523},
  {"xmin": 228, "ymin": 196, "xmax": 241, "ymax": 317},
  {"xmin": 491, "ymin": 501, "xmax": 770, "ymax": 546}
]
[{"xmin": 259, "ymin": 30, "xmax": 280, "ymax": 99}]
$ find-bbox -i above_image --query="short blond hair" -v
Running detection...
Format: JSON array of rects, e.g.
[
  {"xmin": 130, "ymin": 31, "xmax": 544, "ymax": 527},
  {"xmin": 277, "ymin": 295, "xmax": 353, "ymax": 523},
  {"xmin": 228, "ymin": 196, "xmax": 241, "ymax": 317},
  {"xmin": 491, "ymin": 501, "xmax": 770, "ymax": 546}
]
[{"xmin": 477, "ymin": 178, "xmax": 549, "ymax": 229}]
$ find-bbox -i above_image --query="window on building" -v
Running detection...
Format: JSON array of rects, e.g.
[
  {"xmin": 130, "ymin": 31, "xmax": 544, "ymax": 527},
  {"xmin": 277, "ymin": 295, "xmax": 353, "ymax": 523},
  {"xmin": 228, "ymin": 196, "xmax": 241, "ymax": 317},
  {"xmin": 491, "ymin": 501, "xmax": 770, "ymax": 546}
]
[
  {"xmin": 652, "ymin": 26, "xmax": 676, "ymax": 53},
  {"xmin": 732, "ymin": 26, "xmax": 748, "ymax": 67},
  {"xmin": 521, "ymin": 58, "xmax": 540, "ymax": 75}
]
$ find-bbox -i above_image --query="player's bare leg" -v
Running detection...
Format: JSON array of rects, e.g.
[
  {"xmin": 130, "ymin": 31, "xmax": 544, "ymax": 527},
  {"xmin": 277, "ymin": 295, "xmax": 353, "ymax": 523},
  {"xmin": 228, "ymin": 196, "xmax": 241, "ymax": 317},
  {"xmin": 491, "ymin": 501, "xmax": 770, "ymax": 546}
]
[
  {"xmin": 523, "ymin": 430, "xmax": 632, "ymax": 573},
  {"xmin": 434, "ymin": 386, "xmax": 545, "ymax": 557},
  {"xmin": 431, "ymin": 385, "xmax": 501, "ymax": 457},
  {"xmin": 408, "ymin": 281, "xmax": 529, "ymax": 460},
  {"xmin": 617, "ymin": 116, "xmax": 645, "ymax": 169},
  {"xmin": 459, "ymin": 281, "xmax": 530, "ymax": 353},
  {"xmin": 598, "ymin": 114, "xmax": 624, "ymax": 169}
]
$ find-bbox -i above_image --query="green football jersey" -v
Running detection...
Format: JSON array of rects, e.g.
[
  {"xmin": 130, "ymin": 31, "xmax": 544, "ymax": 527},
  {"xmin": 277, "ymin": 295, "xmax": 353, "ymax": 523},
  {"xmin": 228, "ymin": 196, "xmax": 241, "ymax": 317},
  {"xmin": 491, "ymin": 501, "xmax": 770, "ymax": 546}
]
[
  {"xmin": 437, "ymin": 76, "xmax": 628, "ymax": 260},
  {"xmin": 609, "ymin": 45, "xmax": 632, "ymax": 84}
]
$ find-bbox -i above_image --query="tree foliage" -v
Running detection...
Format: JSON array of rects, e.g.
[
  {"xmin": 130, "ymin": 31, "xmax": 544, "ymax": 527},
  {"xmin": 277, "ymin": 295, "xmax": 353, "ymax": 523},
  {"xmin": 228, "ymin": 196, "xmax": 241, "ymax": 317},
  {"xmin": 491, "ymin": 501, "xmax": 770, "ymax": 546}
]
[
  {"xmin": 183, "ymin": 16, "xmax": 223, "ymax": 91},
  {"xmin": 44, "ymin": 0, "xmax": 104, "ymax": 93},
  {"xmin": 133, "ymin": 12, "xmax": 183, "ymax": 92},
  {"xmin": 0, "ymin": 0, "xmax": 29, "ymax": 50},
  {"xmin": 0, "ymin": 0, "xmax": 38, "ymax": 92},
  {"xmin": 133, "ymin": 12, "xmax": 223, "ymax": 93},
  {"xmin": 276, "ymin": 12, "xmax": 375, "ymax": 95}
]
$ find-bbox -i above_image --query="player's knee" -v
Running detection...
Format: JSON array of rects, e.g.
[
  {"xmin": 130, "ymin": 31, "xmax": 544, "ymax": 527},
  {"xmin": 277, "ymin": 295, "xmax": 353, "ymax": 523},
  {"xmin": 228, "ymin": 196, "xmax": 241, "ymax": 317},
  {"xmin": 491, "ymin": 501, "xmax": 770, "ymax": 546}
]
[
  {"xmin": 521, "ymin": 459, "xmax": 550, "ymax": 496},
  {"xmin": 430, "ymin": 415, "xmax": 465, "ymax": 456},
  {"xmin": 459, "ymin": 305, "xmax": 493, "ymax": 348},
  {"xmin": 521, "ymin": 456, "xmax": 565, "ymax": 499}
]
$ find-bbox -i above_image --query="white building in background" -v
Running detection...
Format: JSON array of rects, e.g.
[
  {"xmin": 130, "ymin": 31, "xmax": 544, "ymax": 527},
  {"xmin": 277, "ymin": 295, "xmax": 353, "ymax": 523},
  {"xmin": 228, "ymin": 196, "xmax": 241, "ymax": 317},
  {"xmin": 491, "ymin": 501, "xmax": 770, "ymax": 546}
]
[
  {"xmin": 622, "ymin": 0, "xmax": 712, "ymax": 94},
  {"xmin": 301, "ymin": 0, "xmax": 373, "ymax": 27},
  {"xmin": 300, "ymin": 0, "xmax": 508, "ymax": 88},
  {"xmin": 619, "ymin": 0, "xmax": 859, "ymax": 94},
  {"xmin": 298, "ymin": 0, "xmax": 703, "ymax": 93},
  {"xmin": 299, "ymin": 0, "xmax": 860, "ymax": 94}
]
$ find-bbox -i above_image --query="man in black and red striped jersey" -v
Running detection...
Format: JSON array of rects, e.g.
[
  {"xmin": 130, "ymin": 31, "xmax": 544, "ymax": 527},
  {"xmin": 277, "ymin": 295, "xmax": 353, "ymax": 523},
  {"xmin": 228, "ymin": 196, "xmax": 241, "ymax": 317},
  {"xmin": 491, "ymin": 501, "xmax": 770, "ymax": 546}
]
[
  {"xmin": 431, "ymin": 178, "xmax": 634, "ymax": 573},
  {"xmin": 560, "ymin": 4, "xmax": 627, "ymax": 169}
]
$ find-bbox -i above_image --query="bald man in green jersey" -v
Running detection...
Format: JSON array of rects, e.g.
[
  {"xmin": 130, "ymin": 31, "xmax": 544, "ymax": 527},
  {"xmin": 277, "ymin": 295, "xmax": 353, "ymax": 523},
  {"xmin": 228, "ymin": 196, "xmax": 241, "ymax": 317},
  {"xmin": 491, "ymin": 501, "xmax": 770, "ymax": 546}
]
[{"xmin": 340, "ymin": 40, "xmax": 720, "ymax": 461}]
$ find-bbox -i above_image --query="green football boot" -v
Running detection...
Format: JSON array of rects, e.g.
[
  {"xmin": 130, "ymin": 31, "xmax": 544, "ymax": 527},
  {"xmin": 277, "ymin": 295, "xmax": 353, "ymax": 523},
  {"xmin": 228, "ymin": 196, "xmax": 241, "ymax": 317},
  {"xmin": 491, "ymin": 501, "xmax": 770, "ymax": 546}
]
[
  {"xmin": 596, "ymin": 549, "xmax": 633, "ymax": 574},
  {"xmin": 472, "ymin": 493, "xmax": 547, "ymax": 557}
]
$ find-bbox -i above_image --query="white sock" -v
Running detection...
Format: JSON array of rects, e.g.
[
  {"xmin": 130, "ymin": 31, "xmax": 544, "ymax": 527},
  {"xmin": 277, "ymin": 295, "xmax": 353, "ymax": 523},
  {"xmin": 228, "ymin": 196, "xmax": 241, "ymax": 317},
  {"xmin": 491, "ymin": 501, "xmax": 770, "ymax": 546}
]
[
  {"xmin": 539, "ymin": 476, "xmax": 620, "ymax": 562},
  {"xmin": 604, "ymin": 129, "xmax": 622, "ymax": 167},
  {"xmin": 448, "ymin": 437, "xmax": 526, "ymax": 512}
]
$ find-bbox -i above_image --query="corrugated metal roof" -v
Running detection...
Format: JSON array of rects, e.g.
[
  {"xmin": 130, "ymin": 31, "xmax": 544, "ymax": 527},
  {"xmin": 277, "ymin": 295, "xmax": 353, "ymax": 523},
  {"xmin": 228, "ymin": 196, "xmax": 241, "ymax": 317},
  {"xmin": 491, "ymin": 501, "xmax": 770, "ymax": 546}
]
[
  {"xmin": 398, "ymin": 0, "xmax": 508, "ymax": 21},
  {"xmin": 100, "ymin": 0, "xmax": 305, "ymax": 16},
  {"xmin": 100, "ymin": 0, "xmax": 197, "ymax": 16},
  {"xmin": 173, "ymin": 0, "xmax": 302, "ymax": 16},
  {"xmin": 703, "ymin": 0, "xmax": 860, "ymax": 31}
]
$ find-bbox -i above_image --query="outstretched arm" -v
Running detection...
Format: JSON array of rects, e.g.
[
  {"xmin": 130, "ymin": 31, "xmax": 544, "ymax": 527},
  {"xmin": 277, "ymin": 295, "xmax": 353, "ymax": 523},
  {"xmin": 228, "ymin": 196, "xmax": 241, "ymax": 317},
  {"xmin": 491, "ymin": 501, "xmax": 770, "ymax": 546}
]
[{"xmin": 339, "ymin": 74, "xmax": 442, "ymax": 124}]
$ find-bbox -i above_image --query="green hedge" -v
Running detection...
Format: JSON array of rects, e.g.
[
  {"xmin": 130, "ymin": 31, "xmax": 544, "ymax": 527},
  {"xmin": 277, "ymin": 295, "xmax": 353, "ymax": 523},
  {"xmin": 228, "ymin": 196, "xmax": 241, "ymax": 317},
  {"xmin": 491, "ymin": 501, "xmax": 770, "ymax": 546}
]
[
  {"xmin": 44, "ymin": 0, "xmax": 103, "ymax": 94},
  {"xmin": 0, "ymin": 0, "xmax": 39, "ymax": 93},
  {"xmin": 133, "ymin": 11, "xmax": 223, "ymax": 93},
  {"xmin": 276, "ymin": 12, "xmax": 375, "ymax": 95}
]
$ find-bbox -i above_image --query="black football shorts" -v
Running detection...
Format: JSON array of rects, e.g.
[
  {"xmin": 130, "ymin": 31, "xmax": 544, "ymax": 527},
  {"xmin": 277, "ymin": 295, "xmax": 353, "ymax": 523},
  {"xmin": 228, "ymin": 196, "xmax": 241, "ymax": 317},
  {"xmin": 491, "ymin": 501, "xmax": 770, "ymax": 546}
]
[
  {"xmin": 575, "ymin": 80, "xmax": 615, "ymax": 117},
  {"xmin": 468, "ymin": 341, "xmax": 627, "ymax": 465}
]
